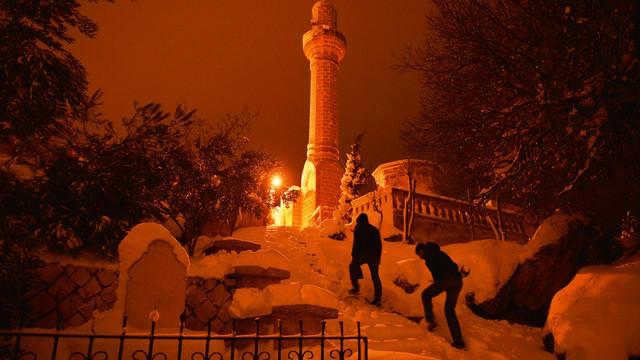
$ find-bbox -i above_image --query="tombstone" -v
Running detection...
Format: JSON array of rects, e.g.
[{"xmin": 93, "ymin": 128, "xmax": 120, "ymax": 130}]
[{"xmin": 119, "ymin": 223, "xmax": 189, "ymax": 329}]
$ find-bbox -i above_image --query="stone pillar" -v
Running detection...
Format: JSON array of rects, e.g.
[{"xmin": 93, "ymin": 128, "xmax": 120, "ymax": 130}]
[{"xmin": 300, "ymin": 0, "xmax": 346, "ymax": 227}]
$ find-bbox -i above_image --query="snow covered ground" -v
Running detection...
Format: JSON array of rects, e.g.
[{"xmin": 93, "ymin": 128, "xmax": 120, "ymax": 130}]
[
  {"xmin": 222, "ymin": 225, "xmax": 553, "ymax": 360},
  {"xmin": 219, "ymin": 215, "xmax": 640, "ymax": 360},
  {"xmin": 20, "ymin": 215, "xmax": 640, "ymax": 360}
]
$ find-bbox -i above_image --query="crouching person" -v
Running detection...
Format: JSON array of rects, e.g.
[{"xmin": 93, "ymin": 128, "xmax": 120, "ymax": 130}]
[{"xmin": 415, "ymin": 242, "xmax": 465, "ymax": 349}]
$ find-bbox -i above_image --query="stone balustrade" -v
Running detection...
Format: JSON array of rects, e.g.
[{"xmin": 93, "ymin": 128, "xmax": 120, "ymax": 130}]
[{"xmin": 353, "ymin": 188, "xmax": 533, "ymax": 244}]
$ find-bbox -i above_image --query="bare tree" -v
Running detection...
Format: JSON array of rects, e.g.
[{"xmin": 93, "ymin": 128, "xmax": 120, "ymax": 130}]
[
  {"xmin": 399, "ymin": 0, "xmax": 640, "ymax": 234},
  {"xmin": 401, "ymin": 160, "xmax": 418, "ymax": 244},
  {"xmin": 368, "ymin": 188, "xmax": 384, "ymax": 230}
]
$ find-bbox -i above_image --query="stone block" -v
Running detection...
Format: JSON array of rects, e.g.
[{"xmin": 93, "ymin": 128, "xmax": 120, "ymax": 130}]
[
  {"xmin": 59, "ymin": 293, "xmax": 83, "ymax": 321},
  {"xmin": 203, "ymin": 278, "xmax": 218, "ymax": 292},
  {"xmin": 223, "ymin": 278, "xmax": 237, "ymax": 287},
  {"xmin": 37, "ymin": 263, "xmax": 63, "ymax": 284},
  {"xmin": 265, "ymin": 267, "xmax": 290, "ymax": 279},
  {"xmin": 228, "ymin": 265, "xmax": 291, "ymax": 289},
  {"xmin": 27, "ymin": 291, "xmax": 56, "ymax": 319},
  {"xmin": 209, "ymin": 318, "xmax": 226, "ymax": 334},
  {"xmin": 207, "ymin": 283, "xmax": 231, "ymax": 307},
  {"xmin": 100, "ymin": 282, "xmax": 117, "ymax": 308},
  {"xmin": 271, "ymin": 304, "xmax": 338, "ymax": 320},
  {"xmin": 48, "ymin": 274, "xmax": 76, "ymax": 300},
  {"xmin": 194, "ymin": 299, "xmax": 218, "ymax": 324},
  {"xmin": 184, "ymin": 315, "xmax": 204, "ymax": 331},
  {"xmin": 78, "ymin": 277, "xmax": 102, "ymax": 300},
  {"xmin": 96, "ymin": 269, "xmax": 117, "ymax": 287},
  {"xmin": 78, "ymin": 298, "xmax": 96, "ymax": 320},
  {"xmin": 24, "ymin": 278, "xmax": 46, "ymax": 298},
  {"xmin": 31, "ymin": 310, "xmax": 58, "ymax": 329},
  {"xmin": 62, "ymin": 312, "xmax": 86, "ymax": 329},
  {"xmin": 69, "ymin": 266, "xmax": 91, "ymax": 287},
  {"xmin": 217, "ymin": 302, "xmax": 231, "ymax": 323},
  {"xmin": 186, "ymin": 286, "xmax": 207, "ymax": 308},
  {"xmin": 235, "ymin": 276, "xmax": 284, "ymax": 289},
  {"xmin": 64, "ymin": 264, "xmax": 77, "ymax": 276},
  {"xmin": 93, "ymin": 295, "xmax": 109, "ymax": 312}
]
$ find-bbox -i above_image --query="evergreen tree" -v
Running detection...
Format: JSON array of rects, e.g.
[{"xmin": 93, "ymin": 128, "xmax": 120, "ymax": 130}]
[
  {"xmin": 338, "ymin": 133, "xmax": 367, "ymax": 223},
  {"xmin": 0, "ymin": 0, "xmax": 113, "ymax": 329},
  {"xmin": 0, "ymin": 0, "xmax": 111, "ymax": 153}
]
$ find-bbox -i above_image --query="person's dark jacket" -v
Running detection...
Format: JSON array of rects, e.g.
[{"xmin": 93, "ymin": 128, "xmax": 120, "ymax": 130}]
[
  {"xmin": 418, "ymin": 242, "xmax": 461, "ymax": 281},
  {"xmin": 351, "ymin": 213, "xmax": 382, "ymax": 257}
]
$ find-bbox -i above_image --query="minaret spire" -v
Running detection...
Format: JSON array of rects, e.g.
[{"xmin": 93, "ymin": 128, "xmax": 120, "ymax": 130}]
[{"xmin": 300, "ymin": 0, "xmax": 347, "ymax": 227}]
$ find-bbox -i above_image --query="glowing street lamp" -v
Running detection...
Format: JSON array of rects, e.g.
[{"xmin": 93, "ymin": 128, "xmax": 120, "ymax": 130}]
[
  {"xmin": 270, "ymin": 175, "xmax": 284, "ymax": 225},
  {"xmin": 271, "ymin": 176, "xmax": 282, "ymax": 188}
]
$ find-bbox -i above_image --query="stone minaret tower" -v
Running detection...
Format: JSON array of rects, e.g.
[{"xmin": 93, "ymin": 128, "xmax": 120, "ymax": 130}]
[{"xmin": 300, "ymin": 0, "xmax": 346, "ymax": 227}]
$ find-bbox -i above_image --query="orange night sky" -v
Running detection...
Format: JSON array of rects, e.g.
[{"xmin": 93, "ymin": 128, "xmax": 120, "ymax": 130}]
[{"xmin": 68, "ymin": 0, "xmax": 434, "ymax": 185}]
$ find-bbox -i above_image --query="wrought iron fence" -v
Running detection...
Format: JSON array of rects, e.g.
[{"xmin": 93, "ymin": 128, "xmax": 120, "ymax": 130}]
[{"xmin": 0, "ymin": 317, "xmax": 367, "ymax": 360}]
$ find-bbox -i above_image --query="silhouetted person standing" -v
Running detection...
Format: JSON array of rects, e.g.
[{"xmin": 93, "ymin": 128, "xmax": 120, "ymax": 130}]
[
  {"xmin": 349, "ymin": 213, "xmax": 382, "ymax": 306},
  {"xmin": 415, "ymin": 242, "xmax": 465, "ymax": 349}
]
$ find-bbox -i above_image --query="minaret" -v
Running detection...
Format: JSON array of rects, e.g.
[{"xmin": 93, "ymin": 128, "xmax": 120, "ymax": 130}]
[{"xmin": 299, "ymin": 0, "xmax": 346, "ymax": 227}]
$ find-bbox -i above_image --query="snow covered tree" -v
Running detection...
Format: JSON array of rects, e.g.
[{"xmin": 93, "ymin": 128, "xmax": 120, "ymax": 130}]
[
  {"xmin": 160, "ymin": 110, "xmax": 280, "ymax": 255},
  {"xmin": 33, "ymin": 102, "xmax": 195, "ymax": 258},
  {"xmin": 0, "ymin": 0, "xmax": 111, "ymax": 155},
  {"xmin": 399, "ymin": 0, "xmax": 640, "ymax": 234},
  {"xmin": 0, "ymin": 0, "xmax": 114, "ymax": 325},
  {"xmin": 338, "ymin": 133, "xmax": 367, "ymax": 224}
]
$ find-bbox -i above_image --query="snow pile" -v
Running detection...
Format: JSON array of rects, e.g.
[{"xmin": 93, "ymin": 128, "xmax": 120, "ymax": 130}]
[
  {"xmin": 228, "ymin": 288, "xmax": 271, "ymax": 318},
  {"xmin": 118, "ymin": 222, "xmax": 190, "ymax": 272},
  {"xmin": 189, "ymin": 248, "xmax": 290, "ymax": 279},
  {"xmin": 234, "ymin": 248, "xmax": 290, "ymax": 271},
  {"xmin": 188, "ymin": 250, "xmax": 236, "ymax": 278},
  {"xmin": 228, "ymin": 282, "xmax": 340, "ymax": 319},
  {"xmin": 232, "ymin": 220, "xmax": 639, "ymax": 359},
  {"xmin": 319, "ymin": 217, "xmax": 346, "ymax": 238},
  {"xmin": 520, "ymin": 213, "xmax": 588, "ymax": 260},
  {"xmin": 445, "ymin": 240, "xmax": 522, "ymax": 302},
  {"xmin": 544, "ymin": 261, "xmax": 640, "ymax": 360},
  {"xmin": 21, "ymin": 216, "xmax": 639, "ymax": 360}
]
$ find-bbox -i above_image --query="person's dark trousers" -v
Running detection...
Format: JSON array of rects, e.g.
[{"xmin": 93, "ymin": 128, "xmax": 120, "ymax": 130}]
[
  {"xmin": 349, "ymin": 255, "xmax": 382, "ymax": 301},
  {"xmin": 421, "ymin": 275, "xmax": 464, "ymax": 344}
]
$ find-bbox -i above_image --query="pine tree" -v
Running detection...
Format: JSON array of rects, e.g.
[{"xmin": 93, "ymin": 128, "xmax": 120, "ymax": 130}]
[{"xmin": 338, "ymin": 133, "xmax": 367, "ymax": 224}]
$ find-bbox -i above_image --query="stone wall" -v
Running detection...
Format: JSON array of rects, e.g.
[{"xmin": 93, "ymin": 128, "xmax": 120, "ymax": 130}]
[
  {"xmin": 23, "ymin": 263, "xmax": 118, "ymax": 329},
  {"xmin": 18, "ymin": 264, "xmax": 329, "ymax": 333},
  {"xmin": 183, "ymin": 277, "xmax": 233, "ymax": 333},
  {"xmin": 17, "ymin": 237, "xmax": 337, "ymax": 333},
  {"xmin": 19, "ymin": 261, "xmax": 237, "ymax": 332}
]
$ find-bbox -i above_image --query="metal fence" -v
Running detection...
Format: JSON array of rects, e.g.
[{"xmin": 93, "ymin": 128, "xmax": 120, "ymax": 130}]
[{"xmin": 0, "ymin": 317, "xmax": 367, "ymax": 360}]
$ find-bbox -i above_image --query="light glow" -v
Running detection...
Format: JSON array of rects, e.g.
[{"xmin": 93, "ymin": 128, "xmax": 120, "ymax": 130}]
[{"xmin": 271, "ymin": 176, "xmax": 282, "ymax": 188}]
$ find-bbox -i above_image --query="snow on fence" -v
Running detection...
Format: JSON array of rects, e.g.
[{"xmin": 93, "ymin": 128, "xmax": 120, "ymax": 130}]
[{"xmin": 0, "ymin": 317, "xmax": 368, "ymax": 360}]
